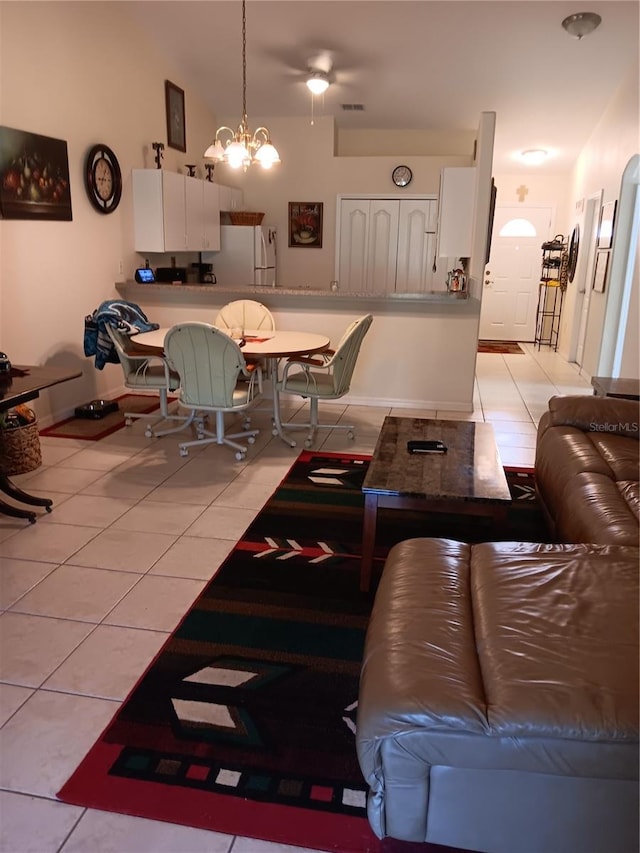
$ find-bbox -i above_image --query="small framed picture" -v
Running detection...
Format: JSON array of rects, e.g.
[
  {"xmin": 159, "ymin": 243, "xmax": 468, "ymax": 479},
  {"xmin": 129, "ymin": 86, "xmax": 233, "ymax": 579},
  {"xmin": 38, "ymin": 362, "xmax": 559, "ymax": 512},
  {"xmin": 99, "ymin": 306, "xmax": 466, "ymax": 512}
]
[
  {"xmin": 289, "ymin": 202, "xmax": 323, "ymax": 248},
  {"xmin": 597, "ymin": 200, "xmax": 617, "ymax": 249},
  {"xmin": 165, "ymin": 80, "xmax": 186, "ymax": 152},
  {"xmin": 593, "ymin": 249, "xmax": 609, "ymax": 293}
]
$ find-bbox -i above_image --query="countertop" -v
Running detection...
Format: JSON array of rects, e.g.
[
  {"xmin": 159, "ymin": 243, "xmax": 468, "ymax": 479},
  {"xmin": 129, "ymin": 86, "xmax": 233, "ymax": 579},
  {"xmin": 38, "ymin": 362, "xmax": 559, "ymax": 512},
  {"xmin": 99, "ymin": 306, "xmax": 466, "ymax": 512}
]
[{"xmin": 115, "ymin": 281, "xmax": 469, "ymax": 303}]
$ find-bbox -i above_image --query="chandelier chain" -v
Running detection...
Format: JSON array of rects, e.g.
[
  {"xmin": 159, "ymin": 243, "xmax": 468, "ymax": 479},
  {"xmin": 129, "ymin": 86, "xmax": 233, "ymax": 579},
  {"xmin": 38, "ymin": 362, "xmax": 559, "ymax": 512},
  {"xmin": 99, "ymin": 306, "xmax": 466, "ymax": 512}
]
[{"xmin": 242, "ymin": 0, "xmax": 247, "ymax": 120}]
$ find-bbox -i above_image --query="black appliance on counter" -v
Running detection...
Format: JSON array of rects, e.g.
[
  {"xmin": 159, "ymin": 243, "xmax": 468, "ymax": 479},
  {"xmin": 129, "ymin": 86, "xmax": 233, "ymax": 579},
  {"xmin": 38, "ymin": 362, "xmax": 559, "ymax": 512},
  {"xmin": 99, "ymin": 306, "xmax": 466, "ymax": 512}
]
[
  {"xmin": 191, "ymin": 262, "xmax": 216, "ymax": 284},
  {"xmin": 156, "ymin": 267, "xmax": 187, "ymax": 283}
]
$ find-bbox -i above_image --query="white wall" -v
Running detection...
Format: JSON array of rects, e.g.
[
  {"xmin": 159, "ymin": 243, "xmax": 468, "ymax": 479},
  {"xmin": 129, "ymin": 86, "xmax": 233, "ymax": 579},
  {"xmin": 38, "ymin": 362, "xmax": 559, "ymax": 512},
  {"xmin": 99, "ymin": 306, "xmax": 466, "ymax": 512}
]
[
  {"xmin": 561, "ymin": 61, "xmax": 639, "ymax": 375},
  {"xmin": 0, "ymin": 0, "xmax": 218, "ymax": 422}
]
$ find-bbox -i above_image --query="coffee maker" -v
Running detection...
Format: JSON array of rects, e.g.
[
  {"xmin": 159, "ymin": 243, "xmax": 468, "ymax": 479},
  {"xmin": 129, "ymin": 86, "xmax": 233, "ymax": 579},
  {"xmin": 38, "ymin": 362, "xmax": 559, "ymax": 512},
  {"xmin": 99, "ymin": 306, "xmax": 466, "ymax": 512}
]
[{"xmin": 191, "ymin": 262, "xmax": 216, "ymax": 284}]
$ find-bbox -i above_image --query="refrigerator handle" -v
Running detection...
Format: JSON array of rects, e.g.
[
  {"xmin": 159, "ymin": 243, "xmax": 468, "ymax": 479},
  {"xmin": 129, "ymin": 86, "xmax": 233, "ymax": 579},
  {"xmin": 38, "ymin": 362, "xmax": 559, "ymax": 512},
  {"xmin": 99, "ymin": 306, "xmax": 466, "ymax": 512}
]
[{"xmin": 259, "ymin": 228, "xmax": 268, "ymax": 268}]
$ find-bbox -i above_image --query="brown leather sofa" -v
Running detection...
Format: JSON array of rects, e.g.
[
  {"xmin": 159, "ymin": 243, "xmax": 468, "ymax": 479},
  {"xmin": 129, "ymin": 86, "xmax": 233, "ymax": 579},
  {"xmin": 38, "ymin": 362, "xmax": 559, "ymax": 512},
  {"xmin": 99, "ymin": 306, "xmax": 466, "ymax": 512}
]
[
  {"xmin": 357, "ymin": 537, "xmax": 639, "ymax": 853},
  {"xmin": 535, "ymin": 395, "xmax": 639, "ymax": 545}
]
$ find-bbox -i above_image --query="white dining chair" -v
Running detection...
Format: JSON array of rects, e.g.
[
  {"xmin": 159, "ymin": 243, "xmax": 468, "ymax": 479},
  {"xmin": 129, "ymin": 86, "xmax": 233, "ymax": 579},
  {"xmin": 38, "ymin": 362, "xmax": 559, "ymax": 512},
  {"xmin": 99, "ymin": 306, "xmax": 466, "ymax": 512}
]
[
  {"xmin": 275, "ymin": 314, "xmax": 373, "ymax": 447},
  {"xmin": 164, "ymin": 322, "xmax": 263, "ymax": 460}
]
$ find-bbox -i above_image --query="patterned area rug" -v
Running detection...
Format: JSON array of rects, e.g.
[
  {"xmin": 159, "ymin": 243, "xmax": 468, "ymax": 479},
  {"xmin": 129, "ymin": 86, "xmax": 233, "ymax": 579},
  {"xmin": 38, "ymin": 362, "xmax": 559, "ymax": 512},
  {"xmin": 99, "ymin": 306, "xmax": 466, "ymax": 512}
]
[
  {"xmin": 39, "ymin": 395, "xmax": 164, "ymax": 441},
  {"xmin": 58, "ymin": 452, "xmax": 546, "ymax": 852},
  {"xmin": 478, "ymin": 340, "xmax": 524, "ymax": 354}
]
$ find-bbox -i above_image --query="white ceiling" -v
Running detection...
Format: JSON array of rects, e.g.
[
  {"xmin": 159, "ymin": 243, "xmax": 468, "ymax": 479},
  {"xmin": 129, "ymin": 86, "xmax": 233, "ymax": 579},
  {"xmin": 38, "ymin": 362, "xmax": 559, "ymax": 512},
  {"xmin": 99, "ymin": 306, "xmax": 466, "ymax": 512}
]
[{"xmin": 122, "ymin": 1, "xmax": 639, "ymax": 174}]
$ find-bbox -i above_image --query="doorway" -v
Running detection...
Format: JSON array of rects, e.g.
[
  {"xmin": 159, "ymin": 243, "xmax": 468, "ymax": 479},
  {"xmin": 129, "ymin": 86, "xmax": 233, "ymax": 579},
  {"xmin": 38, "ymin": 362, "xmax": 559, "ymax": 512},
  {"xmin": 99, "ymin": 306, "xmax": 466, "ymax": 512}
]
[{"xmin": 479, "ymin": 205, "xmax": 553, "ymax": 341}]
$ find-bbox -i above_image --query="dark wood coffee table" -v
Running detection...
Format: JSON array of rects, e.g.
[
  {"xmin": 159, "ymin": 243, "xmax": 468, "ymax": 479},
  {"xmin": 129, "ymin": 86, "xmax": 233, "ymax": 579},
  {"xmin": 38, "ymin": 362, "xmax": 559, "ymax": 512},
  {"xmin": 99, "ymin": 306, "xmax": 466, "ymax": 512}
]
[{"xmin": 360, "ymin": 416, "xmax": 511, "ymax": 592}]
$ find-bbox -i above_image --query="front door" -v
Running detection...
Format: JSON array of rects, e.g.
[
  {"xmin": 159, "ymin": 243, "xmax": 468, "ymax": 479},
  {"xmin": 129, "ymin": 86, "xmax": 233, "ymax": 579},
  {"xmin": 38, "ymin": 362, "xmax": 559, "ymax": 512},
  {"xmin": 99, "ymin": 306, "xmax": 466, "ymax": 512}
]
[{"xmin": 479, "ymin": 206, "xmax": 553, "ymax": 341}]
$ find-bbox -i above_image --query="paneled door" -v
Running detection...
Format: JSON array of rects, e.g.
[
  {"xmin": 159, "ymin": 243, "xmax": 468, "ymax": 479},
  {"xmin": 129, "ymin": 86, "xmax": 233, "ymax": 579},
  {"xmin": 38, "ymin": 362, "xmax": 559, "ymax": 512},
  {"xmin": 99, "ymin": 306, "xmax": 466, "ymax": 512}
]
[{"xmin": 479, "ymin": 206, "xmax": 553, "ymax": 341}]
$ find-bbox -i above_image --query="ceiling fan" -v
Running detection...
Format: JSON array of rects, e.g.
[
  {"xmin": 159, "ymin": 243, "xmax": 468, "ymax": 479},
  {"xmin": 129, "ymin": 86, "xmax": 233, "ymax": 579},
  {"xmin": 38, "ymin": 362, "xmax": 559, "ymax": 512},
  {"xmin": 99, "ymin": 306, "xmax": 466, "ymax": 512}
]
[{"xmin": 305, "ymin": 52, "xmax": 334, "ymax": 95}]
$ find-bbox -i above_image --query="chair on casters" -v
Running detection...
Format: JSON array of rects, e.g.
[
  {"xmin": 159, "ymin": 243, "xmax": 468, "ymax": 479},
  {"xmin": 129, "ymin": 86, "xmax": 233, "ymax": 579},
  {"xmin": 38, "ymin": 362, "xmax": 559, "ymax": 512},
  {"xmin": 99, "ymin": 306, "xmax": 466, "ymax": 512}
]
[
  {"xmin": 275, "ymin": 314, "xmax": 373, "ymax": 448},
  {"xmin": 105, "ymin": 324, "xmax": 187, "ymax": 438},
  {"xmin": 165, "ymin": 322, "xmax": 263, "ymax": 461},
  {"xmin": 215, "ymin": 300, "xmax": 275, "ymax": 391}
]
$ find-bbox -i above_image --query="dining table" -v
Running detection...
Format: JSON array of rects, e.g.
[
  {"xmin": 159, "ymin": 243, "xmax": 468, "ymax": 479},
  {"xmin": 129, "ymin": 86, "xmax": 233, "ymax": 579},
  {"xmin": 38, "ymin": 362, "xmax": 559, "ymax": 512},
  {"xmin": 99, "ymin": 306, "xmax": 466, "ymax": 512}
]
[{"xmin": 131, "ymin": 327, "xmax": 331, "ymax": 446}]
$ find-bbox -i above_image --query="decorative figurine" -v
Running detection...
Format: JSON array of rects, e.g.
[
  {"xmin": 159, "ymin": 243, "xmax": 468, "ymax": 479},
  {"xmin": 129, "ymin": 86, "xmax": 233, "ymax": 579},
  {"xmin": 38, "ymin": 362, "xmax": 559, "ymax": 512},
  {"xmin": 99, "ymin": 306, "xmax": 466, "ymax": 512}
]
[
  {"xmin": 185, "ymin": 164, "xmax": 197, "ymax": 177},
  {"xmin": 204, "ymin": 163, "xmax": 215, "ymax": 182},
  {"xmin": 152, "ymin": 142, "xmax": 164, "ymax": 169}
]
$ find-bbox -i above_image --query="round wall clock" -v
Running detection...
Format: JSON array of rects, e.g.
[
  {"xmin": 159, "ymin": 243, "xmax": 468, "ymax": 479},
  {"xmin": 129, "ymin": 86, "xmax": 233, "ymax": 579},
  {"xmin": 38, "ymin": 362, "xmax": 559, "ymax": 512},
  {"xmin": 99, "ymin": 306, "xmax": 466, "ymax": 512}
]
[
  {"xmin": 84, "ymin": 144, "xmax": 122, "ymax": 214},
  {"xmin": 392, "ymin": 165, "xmax": 413, "ymax": 188}
]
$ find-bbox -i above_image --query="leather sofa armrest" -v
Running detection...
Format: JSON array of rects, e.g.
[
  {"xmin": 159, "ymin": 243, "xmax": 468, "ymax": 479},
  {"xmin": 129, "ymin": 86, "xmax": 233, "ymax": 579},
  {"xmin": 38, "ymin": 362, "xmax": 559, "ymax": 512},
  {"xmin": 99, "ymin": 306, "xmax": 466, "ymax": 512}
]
[{"xmin": 542, "ymin": 395, "xmax": 640, "ymax": 440}]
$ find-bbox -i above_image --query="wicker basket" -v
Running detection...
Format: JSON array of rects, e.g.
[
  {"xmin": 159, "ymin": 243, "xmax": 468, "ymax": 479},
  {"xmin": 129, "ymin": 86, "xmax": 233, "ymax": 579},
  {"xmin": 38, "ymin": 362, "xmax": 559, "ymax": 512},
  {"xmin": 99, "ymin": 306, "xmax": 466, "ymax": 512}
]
[
  {"xmin": 229, "ymin": 211, "xmax": 265, "ymax": 226},
  {"xmin": 0, "ymin": 421, "xmax": 42, "ymax": 475}
]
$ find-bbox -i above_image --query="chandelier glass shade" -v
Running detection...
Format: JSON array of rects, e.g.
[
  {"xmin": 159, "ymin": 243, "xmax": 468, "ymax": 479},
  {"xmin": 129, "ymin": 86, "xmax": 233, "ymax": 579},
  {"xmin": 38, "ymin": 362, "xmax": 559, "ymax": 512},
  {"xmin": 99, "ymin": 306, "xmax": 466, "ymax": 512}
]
[{"xmin": 203, "ymin": 0, "xmax": 280, "ymax": 170}]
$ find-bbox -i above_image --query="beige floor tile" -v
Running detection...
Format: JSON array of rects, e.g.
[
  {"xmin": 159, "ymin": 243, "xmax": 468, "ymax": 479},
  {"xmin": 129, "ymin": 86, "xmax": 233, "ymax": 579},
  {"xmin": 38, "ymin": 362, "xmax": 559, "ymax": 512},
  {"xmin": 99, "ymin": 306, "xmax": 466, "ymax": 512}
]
[
  {"xmin": 79, "ymin": 471, "xmax": 157, "ymax": 500},
  {"xmin": 110, "ymin": 452, "xmax": 189, "ymax": 486},
  {"xmin": 233, "ymin": 459, "xmax": 295, "ymax": 487},
  {"xmin": 10, "ymin": 564, "xmax": 142, "ymax": 622},
  {"xmin": 13, "ymin": 466, "xmax": 104, "ymax": 494},
  {"xmin": 39, "ymin": 443, "xmax": 83, "ymax": 466},
  {"xmin": 389, "ymin": 407, "xmax": 437, "ymax": 419},
  {"xmin": 498, "ymin": 446, "xmax": 536, "ymax": 468},
  {"xmin": 213, "ymin": 479, "xmax": 277, "ymax": 510},
  {"xmin": 482, "ymin": 408, "xmax": 532, "ymax": 422},
  {"xmin": 104, "ymin": 575, "xmax": 206, "ymax": 631},
  {"xmin": 339, "ymin": 405, "xmax": 390, "ymax": 428},
  {"xmin": 65, "ymin": 528, "xmax": 177, "ymax": 573},
  {"xmin": 43, "ymin": 624, "xmax": 168, "ymax": 700},
  {"xmin": 112, "ymin": 500, "xmax": 207, "ymax": 535},
  {"xmin": 146, "ymin": 479, "xmax": 228, "ymax": 505},
  {"xmin": 0, "ymin": 557, "xmax": 59, "ymax": 609},
  {"xmin": 0, "ymin": 613, "xmax": 94, "ymax": 687},
  {"xmin": 148, "ymin": 536, "xmax": 233, "ymax": 580},
  {"xmin": 318, "ymin": 428, "xmax": 381, "ymax": 455},
  {"xmin": 0, "ymin": 523, "xmax": 99, "ymax": 564},
  {"xmin": 494, "ymin": 431, "xmax": 537, "ymax": 449},
  {"xmin": 38, "ymin": 494, "xmax": 136, "ymax": 528},
  {"xmin": 436, "ymin": 410, "xmax": 484, "ymax": 421},
  {"xmin": 53, "ymin": 446, "xmax": 141, "ymax": 472},
  {"xmin": 0, "ymin": 690, "xmax": 118, "ymax": 797},
  {"xmin": 185, "ymin": 505, "xmax": 257, "ymax": 540},
  {"xmin": 491, "ymin": 420, "xmax": 538, "ymax": 436},
  {"xmin": 61, "ymin": 809, "xmax": 233, "ymax": 853},
  {"xmin": 0, "ymin": 791, "xmax": 84, "ymax": 853},
  {"xmin": 0, "ymin": 684, "xmax": 34, "ymax": 726}
]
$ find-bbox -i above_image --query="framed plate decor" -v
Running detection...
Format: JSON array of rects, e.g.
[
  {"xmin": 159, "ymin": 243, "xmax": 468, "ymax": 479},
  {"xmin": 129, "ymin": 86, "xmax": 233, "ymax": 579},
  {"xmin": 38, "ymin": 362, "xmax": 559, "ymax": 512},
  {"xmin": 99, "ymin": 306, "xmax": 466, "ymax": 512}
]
[
  {"xmin": 568, "ymin": 224, "xmax": 579, "ymax": 282},
  {"xmin": 0, "ymin": 125, "xmax": 72, "ymax": 220},
  {"xmin": 165, "ymin": 80, "xmax": 186, "ymax": 152},
  {"xmin": 289, "ymin": 202, "xmax": 323, "ymax": 248}
]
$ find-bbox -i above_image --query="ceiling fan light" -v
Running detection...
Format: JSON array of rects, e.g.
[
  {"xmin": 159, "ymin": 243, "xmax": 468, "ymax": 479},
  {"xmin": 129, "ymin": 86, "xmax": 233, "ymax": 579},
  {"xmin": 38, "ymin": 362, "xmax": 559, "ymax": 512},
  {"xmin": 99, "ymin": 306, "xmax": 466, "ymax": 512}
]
[
  {"xmin": 306, "ymin": 72, "xmax": 330, "ymax": 96},
  {"xmin": 561, "ymin": 12, "xmax": 602, "ymax": 39}
]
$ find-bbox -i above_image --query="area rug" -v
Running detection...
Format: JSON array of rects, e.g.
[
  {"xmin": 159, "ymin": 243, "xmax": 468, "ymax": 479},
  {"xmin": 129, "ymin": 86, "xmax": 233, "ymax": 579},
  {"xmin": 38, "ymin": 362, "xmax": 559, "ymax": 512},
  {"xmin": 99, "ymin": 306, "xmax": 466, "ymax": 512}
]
[
  {"xmin": 58, "ymin": 451, "xmax": 546, "ymax": 852},
  {"xmin": 478, "ymin": 340, "xmax": 524, "ymax": 354},
  {"xmin": 39, "ymin": 394, "xmax": 164, "ymax": 441}
]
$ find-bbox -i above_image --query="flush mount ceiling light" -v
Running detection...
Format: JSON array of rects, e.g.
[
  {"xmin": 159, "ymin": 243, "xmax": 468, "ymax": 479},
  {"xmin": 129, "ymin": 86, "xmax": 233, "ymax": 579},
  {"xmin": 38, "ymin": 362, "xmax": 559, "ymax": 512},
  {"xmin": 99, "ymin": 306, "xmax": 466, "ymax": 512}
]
[
  {"xmin": 520, "ymin": 149, "xmax": 549, "ymax": 165},
  {"xmin": 561, "ymin": 12, "xmax": 602, "ymax": 39},
  {"xmin": 204, "ymin": 0, "xmax": 280, "ymax": 170}
]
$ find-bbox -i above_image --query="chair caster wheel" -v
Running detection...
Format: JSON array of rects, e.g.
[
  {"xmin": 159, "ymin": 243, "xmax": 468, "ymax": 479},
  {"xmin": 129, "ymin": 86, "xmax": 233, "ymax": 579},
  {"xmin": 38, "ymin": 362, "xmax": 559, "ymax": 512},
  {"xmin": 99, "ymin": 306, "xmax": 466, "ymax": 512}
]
[
  {"xmin": 125, "ymin": 418, "xmax": 133, "ymax": 427},
  {"xmin": 235, "ymin": 451, "xmax": 246, "ymax": 461},
  {"xmin": 347, "ymin": 431, "xmax": 355, "ymax": 440},
  {"xmin": 144, "ymin": 428, "xmax": 154, "ymax": 438},
  {"xmin": 304, "ymin": 438, "xmax": 313, "ymax": 448},
  {"xmin": 243, "ymin": 419, "xmax": 251, "ymax": 430},
  {"xmin": 272, "ymin": 428, "xmax": 279, "ymax": 437},
  {"xmin": 179, "ymin": 448, "xmax": 188, "ymax": 457},
  {"xmin": 45, "ymin": 505, "xmax": 52, "ymax": 513},
  {"xmin": 247, "ymin": 435, "xmax": 256, "ymax": 444}
]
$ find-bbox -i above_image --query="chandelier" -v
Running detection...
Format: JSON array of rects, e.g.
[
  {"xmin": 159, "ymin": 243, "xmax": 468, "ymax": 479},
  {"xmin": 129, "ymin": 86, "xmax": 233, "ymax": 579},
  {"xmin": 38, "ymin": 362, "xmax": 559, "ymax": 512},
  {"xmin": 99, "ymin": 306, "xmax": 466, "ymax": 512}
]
[{"xmin": 204, "ymin": 0, "xmax": 280, "ymax": 170}]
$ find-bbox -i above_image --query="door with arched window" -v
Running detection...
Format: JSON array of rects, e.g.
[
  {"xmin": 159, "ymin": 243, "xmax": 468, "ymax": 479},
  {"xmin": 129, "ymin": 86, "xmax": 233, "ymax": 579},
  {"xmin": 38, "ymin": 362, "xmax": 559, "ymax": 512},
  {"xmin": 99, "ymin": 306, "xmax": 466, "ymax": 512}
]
[{"xmin": 479, "ymin": 206, "xmax": 553, "ymax": 341}]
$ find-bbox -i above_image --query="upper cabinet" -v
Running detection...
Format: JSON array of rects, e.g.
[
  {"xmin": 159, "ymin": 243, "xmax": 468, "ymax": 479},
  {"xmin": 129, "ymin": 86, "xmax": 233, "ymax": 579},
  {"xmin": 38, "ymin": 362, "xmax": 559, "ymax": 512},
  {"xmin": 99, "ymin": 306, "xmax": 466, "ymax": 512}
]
[
  {"xmin": 217, "ymin": 184, "xmax": 244, "ymax": 212},
  {"xmin": 338, "ymin": 197, "xmax": 437, "ymax": 294},
  {"xmin": 436, "ymin": 166, "xmax": 476, "ymax": 258},
  {"xmin": 132, "ymin": 170, "xmax": 220, "ymax": 253}
]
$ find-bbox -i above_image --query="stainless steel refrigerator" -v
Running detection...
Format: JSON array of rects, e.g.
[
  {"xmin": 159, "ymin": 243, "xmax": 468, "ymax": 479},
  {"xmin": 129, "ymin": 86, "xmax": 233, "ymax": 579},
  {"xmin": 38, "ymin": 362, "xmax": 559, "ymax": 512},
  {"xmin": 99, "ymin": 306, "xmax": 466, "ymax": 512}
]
[{"xmin": 204, "ymin": 225, "xmax": 277, "ymax": 287}]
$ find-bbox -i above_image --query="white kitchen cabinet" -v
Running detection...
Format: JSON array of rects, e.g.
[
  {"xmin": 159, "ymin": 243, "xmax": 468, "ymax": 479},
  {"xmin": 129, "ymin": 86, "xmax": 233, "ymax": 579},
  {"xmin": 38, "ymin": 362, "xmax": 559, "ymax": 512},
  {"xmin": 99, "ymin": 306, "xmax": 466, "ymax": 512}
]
[
  {"xmin": 338, "ymin": 197, "xmax": 437, "ymax": 294},
  {"xmin": 132, "ymin": 170, "xmax": 220, "ymax": 253},
  {"xmin": 437, "ymin": 166, "xmax": 476, "ymax": 258},
  {"xmin": 217, "ymin": 184, "xmax": 244, "ymax": 211}
]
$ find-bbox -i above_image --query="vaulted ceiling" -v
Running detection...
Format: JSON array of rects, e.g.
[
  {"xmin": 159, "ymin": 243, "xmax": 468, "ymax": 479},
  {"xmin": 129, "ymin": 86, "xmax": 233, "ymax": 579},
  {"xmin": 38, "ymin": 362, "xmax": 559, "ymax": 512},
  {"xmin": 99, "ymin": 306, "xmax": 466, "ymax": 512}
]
[{"xmin": 122, "ymin": 1, "xmax": 638, "ymax": 174}]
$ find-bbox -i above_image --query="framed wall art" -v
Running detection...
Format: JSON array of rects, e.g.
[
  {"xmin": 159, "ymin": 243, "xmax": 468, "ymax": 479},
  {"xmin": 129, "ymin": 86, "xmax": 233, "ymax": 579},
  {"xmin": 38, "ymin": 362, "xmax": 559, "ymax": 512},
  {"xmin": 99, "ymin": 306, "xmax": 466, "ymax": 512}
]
[
  {"xmin": 165, "ymin": 80, "xmax": 186, "ymax": 152},
  {"xmin": 0, "ymin": 126, "xmax": 72, "ymax": 220},
  {"xmin": 593, "ymin": 249, "xmax": 609, "ymax": 293},
  {"xmin": 597, "ymin": 200, "xmax": 617, "ymax": 249},
  {"xmin": 289, "ymin": 202, "xmax": 323, "ymax": 248}
]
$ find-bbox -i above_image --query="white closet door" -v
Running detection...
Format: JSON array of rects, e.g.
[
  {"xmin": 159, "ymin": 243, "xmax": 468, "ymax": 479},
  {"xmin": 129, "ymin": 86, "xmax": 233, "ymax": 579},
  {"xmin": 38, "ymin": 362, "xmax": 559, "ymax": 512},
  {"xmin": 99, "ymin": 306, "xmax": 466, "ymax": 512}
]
[{"xmin": 396, "ymin": 200, "xmax": 436, "ymax": 293}]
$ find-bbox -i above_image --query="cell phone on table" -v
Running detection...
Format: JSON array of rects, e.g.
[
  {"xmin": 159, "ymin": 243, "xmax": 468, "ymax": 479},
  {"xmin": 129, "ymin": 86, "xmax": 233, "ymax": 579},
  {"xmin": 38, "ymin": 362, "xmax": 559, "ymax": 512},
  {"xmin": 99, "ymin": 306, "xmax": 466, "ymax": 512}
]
[{"xmin": 407, "ymin": 439, "xmax": 447, "ymax": 454}]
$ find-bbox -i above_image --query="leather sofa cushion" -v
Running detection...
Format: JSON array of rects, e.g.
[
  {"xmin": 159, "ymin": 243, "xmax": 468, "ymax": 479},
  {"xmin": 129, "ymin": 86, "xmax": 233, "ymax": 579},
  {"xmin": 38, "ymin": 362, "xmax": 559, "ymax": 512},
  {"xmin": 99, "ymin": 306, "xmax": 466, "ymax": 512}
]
[{"xmin": 358, "ymin": 538, "xmax": 639, "ymax": 785}]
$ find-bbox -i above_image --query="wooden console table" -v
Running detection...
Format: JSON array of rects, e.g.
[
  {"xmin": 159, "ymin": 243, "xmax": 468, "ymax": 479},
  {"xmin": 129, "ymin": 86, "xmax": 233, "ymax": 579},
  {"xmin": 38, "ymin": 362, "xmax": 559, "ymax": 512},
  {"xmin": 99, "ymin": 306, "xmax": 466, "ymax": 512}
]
[{"xmin": 0, "ymin": 365, "xmax": 82, "ymax": 523}]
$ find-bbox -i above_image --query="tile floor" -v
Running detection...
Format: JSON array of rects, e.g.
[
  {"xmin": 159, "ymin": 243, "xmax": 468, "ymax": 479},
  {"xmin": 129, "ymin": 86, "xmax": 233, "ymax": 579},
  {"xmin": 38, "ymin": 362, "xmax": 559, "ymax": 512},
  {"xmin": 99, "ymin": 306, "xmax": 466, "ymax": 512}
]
[{"xmin": 0, "ymin": 344, "xmax": 591, "ymax": 853}]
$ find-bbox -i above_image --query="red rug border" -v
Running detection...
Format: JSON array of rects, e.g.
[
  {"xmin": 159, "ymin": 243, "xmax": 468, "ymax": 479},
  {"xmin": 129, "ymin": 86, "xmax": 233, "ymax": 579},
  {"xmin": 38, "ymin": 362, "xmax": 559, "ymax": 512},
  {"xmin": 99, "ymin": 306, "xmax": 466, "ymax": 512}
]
[{"xmin": 39, "ymin": 394, "xmax": 164, "ymax": 442}]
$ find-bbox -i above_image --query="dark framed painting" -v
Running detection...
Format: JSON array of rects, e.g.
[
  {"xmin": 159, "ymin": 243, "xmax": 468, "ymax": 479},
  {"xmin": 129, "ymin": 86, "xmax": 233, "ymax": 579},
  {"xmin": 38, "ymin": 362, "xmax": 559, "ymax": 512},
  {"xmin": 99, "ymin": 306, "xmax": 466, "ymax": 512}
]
[
  {"xmin": 165, "ymin": 80, "xmax": 186, "ymax": 152},
  {"xmin": 289, "ymin": 202, "xmax": 323, "ymax": 248},
  {"xmin": 597, "ymin": 200, "xmax": 617, "ymax": 249},
  {"xmin": 0, "ymin": 126, "xmax": 72, "ymax": 221}
]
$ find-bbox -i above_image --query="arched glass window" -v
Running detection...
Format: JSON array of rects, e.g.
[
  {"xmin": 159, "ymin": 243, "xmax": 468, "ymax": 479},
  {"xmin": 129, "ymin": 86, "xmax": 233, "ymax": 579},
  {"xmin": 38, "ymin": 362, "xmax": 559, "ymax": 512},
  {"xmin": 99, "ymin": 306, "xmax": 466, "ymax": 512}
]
[{"xmin": 499, "ymin": 218, "xmax": 537, "ymax": 237}]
